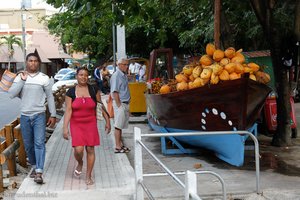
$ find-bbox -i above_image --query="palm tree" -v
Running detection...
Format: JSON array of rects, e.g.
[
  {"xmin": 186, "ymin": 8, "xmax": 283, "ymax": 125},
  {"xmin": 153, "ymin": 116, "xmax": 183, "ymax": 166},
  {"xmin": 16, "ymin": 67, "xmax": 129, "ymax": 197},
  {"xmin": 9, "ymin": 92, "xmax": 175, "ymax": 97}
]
[{"xmin": 0, "ymin": 35, "xmax": 23, "ymax": 71}]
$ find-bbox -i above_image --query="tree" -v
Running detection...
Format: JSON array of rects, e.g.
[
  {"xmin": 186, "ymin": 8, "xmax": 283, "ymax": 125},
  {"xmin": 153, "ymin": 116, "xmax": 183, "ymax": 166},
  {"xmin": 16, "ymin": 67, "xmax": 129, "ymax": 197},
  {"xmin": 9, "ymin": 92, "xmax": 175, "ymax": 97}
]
[
  {"xmin": 249, "ymin": 0, "xmax": 299, "ymax": 146},
  {"xmin": 45, "ymin": 0, "xmax": 276, "ymax": 57},
  {"xmin": 116, "ymin": 0, "xmax": 215, "ymax": 55},
  {"xmin": 0, "ymin": 35, "xmax": 23, "ymax": 71},
  {"xmin": 45, "ymin": 0, "xmax": 217, "ymax": 58},
  {"xmin": 46, "ymin": 0, "xmax": 114, "ymax": 63},
  {"xmin": 119, "ymin": 0, "xmax": 299, "ymax": 146},
  {"xmin": 45, "ymin": 1, "xmax": 300, "ymax": 147}
]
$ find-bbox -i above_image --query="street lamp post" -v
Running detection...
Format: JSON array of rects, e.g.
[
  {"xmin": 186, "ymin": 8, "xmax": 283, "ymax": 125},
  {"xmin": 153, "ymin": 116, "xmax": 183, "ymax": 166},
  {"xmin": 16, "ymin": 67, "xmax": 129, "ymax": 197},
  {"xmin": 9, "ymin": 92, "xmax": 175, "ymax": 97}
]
[
  {"xmin": 21, "ymin": 4, "xmax": 27, "ymax": 68},
  {"xmin": 112, "ymin": 3, "xmax": 116, "ymax": 71}
]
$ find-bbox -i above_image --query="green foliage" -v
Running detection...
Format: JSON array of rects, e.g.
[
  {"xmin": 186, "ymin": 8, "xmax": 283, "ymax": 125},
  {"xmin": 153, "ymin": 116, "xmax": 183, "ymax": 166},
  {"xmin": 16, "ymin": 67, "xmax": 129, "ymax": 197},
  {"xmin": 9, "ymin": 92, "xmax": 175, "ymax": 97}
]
[
  {"xmin": 0, "ymin": 35, "xmax": 23, "ymax": 52},
  {"xmin": 47, "ymin": 0, "xmax": 113, "ymax": 60},
  {"xmin": 0, "ymin": 34, "xmax": 23, "ymax": 70},
  {"xmin": 45, "ymin": 0, "xmax": 297, "ymax": 60}
]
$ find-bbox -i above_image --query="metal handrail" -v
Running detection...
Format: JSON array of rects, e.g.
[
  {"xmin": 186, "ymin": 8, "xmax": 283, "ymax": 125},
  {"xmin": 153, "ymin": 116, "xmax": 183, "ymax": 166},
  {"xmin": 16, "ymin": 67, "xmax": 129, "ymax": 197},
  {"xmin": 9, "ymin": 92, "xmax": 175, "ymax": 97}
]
[
  {"xmin": 134, "ymin": 127, "xmax": 261, "ymax": 199},
  {"xmin": 136, "ymin": 138, "xmax": 202, "ymax": 199},
  {"xmin": 137, "ymin": 139, "xmax": 186, "ymax": 188},
  {"xmin": 143, "ymin": 171, "xmax": 226, "ymax": 200},
  {"xmin": 134, "ymin": 127, "xmax": 260, "ymax": 200},
  {"xmin": 138, "ymin": 179, "xmax": 155, "ymax": 200},
  {"xmin": 140, "ymin": 130, "xmax": 261, "ymax": 194},
  {"xmin": 134, "ymin": 127, "xmax": 260, "ymax": 197}
]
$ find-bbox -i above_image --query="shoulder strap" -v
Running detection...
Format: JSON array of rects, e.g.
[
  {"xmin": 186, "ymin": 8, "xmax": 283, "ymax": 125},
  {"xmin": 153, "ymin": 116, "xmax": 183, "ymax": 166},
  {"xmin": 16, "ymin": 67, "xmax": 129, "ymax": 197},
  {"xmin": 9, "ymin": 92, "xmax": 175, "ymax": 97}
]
[{"xmin": 88, "ymin": 84, "xmax": 97, "ymax": 103}]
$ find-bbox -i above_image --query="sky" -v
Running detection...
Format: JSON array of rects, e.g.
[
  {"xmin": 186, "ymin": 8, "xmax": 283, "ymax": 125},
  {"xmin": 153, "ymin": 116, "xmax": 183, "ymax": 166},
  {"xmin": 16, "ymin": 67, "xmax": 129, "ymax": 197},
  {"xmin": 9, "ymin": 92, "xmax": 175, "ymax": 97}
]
[{"xmin": 0, "ymin": 0, "xmax": 57, "ymax": 10}]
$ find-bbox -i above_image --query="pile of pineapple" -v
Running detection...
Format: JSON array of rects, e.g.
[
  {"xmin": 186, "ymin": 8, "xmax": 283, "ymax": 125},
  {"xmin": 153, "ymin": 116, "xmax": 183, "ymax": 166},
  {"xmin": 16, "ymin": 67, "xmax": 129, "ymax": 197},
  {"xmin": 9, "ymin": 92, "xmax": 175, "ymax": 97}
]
[{"xmin": 159, "ymin": 43, "xmax": 271, "ymax": 94}]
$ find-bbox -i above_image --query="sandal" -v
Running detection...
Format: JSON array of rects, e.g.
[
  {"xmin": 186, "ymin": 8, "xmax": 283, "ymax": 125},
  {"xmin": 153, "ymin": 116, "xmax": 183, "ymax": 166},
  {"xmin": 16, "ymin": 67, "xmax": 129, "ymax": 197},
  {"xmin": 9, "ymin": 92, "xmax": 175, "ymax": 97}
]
[
  {"xmin": 114, "ymin": 148, "xmax": 127, "ymax": 153},
  {"xmin": 121, "ymin": 146, "xmax": 131, "ymax": 152},
  {"xmin": 74, "ymin": 169, "xmax": 82, "ymax": 177},
  {"xmin": 74, "ymin": 164, "xmax": 82, "ymax": 177},
  {"xmin": 34, "ymin": 173, "xmax": 43, "ymax": 184},
  {"xmin": 86, "ymin": 178, "xmax": 94, "ymax": 185},
  {"xmin": 29, "ymin": 169, "xmax": 36, "ymax": 178}
]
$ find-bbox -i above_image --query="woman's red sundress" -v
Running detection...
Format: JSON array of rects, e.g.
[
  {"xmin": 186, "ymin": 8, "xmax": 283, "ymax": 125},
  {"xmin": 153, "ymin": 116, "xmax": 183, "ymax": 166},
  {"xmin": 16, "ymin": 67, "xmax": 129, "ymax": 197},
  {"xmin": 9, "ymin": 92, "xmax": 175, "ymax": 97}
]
[{"xmin": 70, "ymin": 97, "xmax": 100, "ymax": 147}]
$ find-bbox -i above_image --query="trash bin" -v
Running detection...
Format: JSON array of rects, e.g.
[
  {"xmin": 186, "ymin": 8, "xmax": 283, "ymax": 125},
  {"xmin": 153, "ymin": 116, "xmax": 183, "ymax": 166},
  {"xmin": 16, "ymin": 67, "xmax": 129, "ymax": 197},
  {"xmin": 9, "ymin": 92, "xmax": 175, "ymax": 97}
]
[
  {"xmin": 128, "ymin": 82, "xmax": 147, "ymax": 113},
  {"xmin": 264, "ymin": 95, "xmax": 297, "ymax": 137}
]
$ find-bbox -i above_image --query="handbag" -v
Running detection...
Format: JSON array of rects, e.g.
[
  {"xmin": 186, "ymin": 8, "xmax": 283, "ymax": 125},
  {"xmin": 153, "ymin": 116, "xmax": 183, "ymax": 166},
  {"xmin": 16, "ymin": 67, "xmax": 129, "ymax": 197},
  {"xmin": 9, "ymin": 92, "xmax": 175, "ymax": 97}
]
[
  {"xmin": 0, "ymin": 69, "xmax": 16, "ymax": 92},
  {"xmin": 107, "ymin": 94, "xmax": 114, "ymax": 118}
]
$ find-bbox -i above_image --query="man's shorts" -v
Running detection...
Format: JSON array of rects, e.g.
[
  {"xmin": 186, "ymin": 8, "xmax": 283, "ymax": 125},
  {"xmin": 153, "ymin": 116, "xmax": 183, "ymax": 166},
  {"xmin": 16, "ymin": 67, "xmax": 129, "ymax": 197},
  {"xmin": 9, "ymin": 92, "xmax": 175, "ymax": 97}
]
[{"xmin": 113, "ymin": 101, "xmax": 129, "ymax": 129}]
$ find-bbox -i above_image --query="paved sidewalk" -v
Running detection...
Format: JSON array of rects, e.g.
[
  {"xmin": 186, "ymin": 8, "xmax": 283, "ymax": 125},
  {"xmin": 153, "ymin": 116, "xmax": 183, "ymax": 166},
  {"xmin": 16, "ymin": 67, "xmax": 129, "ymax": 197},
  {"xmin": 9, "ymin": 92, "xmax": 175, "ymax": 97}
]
[{"xmin": 15, "ymin": 118, "xmax": 135, "ymax": 200}]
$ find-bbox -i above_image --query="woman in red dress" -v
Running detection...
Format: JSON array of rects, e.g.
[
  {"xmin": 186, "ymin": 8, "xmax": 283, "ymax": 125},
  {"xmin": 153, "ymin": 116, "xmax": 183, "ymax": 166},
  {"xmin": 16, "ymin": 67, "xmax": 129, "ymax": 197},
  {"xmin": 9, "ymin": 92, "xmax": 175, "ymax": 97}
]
[{"xmin": 63, "ymin": 67, "xmax": 111, "ymax": 185}]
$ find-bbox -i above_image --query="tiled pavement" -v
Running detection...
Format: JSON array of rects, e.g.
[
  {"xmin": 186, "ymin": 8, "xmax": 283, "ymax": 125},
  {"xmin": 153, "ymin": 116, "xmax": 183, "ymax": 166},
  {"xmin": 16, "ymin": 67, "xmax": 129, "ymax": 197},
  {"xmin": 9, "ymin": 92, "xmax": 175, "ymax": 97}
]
[{"xmin": 15, "ymin": 118, "xmax": 135, "ymax": 200}]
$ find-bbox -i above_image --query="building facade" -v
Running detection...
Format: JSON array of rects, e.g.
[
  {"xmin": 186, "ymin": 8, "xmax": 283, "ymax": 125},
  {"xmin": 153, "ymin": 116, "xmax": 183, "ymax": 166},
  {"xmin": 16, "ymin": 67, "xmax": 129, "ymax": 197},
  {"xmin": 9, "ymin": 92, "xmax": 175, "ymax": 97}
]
[{"xmin": 0, "ymin": 8, "xmax": 70, "ymax": 77}]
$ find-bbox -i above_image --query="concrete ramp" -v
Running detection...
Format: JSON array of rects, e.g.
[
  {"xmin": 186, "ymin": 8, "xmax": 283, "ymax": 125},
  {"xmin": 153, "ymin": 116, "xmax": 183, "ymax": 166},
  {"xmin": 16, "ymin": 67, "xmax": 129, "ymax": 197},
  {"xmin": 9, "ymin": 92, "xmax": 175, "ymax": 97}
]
[{"xmin": 15, "ymin": 118, "xmax": 135, "ymax": 200}]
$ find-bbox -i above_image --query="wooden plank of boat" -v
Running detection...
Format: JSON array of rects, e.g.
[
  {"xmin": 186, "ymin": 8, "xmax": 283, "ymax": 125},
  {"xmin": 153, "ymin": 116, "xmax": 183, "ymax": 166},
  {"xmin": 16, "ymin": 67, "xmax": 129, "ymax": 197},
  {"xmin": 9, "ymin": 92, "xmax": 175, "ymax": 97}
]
[{"xmin": 146, "ymin": 77, "xmax": 272, "ymax": 131}]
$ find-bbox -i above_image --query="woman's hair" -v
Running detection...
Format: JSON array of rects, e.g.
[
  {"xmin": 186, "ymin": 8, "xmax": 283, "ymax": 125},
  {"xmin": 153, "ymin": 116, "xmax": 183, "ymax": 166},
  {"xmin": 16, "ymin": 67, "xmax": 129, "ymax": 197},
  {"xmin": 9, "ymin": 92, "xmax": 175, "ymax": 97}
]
[{"xmin": 76, "ymin": 67, "xmax": 89, "ymax": 74}]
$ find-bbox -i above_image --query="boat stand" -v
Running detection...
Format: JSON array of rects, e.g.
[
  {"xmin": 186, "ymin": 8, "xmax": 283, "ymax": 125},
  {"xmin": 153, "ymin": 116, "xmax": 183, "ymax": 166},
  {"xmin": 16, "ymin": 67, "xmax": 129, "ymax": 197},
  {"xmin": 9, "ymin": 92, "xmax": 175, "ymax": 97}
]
[
  {"xmin": 244, "ymin": 123, "xmax": 258, "ymax": 150},
  {"xmin": 161, "ymin": 123, "xmax": 258, "ymax": 155},
  {"xmin": 161, "ymin": 135, "xmax": 200, "ymax": 155}
]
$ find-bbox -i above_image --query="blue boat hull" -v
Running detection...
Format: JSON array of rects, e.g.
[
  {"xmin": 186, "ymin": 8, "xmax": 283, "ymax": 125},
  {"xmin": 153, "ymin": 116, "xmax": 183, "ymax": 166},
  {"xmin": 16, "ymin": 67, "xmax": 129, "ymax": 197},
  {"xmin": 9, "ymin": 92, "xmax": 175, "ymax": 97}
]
[{"xmin": 148, "ymin": 118, "xmax": 253, "ymax": 167}]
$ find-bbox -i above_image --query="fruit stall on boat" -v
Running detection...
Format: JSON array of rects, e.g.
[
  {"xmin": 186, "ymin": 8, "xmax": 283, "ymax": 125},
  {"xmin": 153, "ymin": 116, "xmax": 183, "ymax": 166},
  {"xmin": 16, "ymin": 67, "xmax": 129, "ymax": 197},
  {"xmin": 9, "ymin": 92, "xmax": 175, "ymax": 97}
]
[{"xmin": 145, "ymin": 46, "xmax": 272, "ymax": 166}]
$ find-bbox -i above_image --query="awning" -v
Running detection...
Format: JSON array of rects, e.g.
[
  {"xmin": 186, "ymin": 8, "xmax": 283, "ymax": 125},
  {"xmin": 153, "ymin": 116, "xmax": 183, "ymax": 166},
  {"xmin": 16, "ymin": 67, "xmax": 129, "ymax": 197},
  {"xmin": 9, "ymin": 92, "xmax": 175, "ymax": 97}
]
[
  {"xmin": 0, "ymin": 45, "xmax": 51, "ymax": 63},
  {"xmin": 27, "ymin": 47, "xmax": 52, "ymax": 63},
  {"xmin": 30, "ymin": 31, "xmax": 72, "ymax": 59},
  {"xmin": 52, "ymin": 52, "xmax": 72, "ymax": 59},
  {"xmin": 0, "ymin": 45, "xmax": 23, "ymax": 62}
]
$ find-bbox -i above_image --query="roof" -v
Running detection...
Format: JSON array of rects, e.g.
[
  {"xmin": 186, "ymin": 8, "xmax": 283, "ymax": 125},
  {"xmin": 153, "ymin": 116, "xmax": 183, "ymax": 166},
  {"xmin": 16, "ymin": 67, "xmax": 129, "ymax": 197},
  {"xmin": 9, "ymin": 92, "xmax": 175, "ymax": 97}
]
[
  {"xmin": 243, "ymin": 50, "xmax": 270, "ymax": 58},
  {"xmin": 27, "ymin": 47, "xmax": 51, "ymax": 63},
  {"xmin": 57, "ymin": 52, "xmax": 72, "ymax": 59},
  {"xmin": 0, "ymin": 45, "xmax": 51, "ymax": 63},
  {"xmin": 0, "ymin": 45, "xmax": 24, "ymax": 62},
  {"xmin": 30, "ymin": 31, "xmax": 72, "ymax": 59}
]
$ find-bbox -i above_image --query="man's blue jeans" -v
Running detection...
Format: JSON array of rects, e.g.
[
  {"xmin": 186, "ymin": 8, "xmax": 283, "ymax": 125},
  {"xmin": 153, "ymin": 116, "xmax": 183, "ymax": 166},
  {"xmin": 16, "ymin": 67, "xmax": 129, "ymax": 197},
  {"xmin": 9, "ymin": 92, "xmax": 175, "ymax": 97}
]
[{"xmin": 20, "ymin": 112, "xmax": 46, "ymax": 173}]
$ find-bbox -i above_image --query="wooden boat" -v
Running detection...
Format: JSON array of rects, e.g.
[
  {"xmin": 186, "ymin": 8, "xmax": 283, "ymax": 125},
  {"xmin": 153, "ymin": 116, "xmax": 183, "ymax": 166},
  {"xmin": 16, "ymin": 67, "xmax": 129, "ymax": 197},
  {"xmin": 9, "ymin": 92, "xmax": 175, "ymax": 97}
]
[
  {"xmin": 146, "ymin": 77, "xmax": 272, "ymax": 166},
  {"xmin": 146, "ymin": 49, "xmax": 272, "ymax": 166}
]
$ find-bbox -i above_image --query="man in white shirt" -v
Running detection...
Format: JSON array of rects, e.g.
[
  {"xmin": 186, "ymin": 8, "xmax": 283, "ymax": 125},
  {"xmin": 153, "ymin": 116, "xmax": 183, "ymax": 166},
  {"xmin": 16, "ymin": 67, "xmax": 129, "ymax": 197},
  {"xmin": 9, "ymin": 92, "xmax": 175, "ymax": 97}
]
[
  {"xmin": 129, "ymin": 62, "xmax": 135, "ymax": 74},
  {"xmin": 138, "ymin": 62, "xmax": 147, "ymax": 82},
  {"xmin": 128, "ymin": 62, "xmax": 140, "ymax": 74}
]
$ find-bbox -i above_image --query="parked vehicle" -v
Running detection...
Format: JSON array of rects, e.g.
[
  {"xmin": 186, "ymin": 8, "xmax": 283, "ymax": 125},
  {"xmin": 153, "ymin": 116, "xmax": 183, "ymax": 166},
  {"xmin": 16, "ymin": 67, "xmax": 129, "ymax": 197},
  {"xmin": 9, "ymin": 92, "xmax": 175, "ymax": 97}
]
[
  {"xmin": 106, "ymin": 65, "xmax": 115, "ymax": 74},
  {"xmin": 54, "ymin": 68, "xmax": 74, "ymax": 81},
  {"xmin": 52, "ymin": 71, "xmax": 77, "ymax": 92}
]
